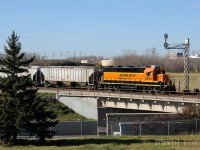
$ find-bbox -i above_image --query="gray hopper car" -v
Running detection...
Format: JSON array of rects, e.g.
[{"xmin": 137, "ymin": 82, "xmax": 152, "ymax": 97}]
[{"xmin": 31, "ymin": 66, "xmax": 96, "ymax": 87}]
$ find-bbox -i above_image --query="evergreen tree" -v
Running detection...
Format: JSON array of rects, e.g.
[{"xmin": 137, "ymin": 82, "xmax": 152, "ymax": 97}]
[
  {"xmin": 26, "ymin": 97, "xmax": 57, "ymax": 142},
  {"xmin": 0, "ymin": 31, "xmax": 57, "ymax": 144}
]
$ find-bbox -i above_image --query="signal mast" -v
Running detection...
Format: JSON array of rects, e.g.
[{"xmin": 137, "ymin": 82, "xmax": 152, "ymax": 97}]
[{"xmin": 164, "ymin": 33, "xmax": 190, "ymax": 92}]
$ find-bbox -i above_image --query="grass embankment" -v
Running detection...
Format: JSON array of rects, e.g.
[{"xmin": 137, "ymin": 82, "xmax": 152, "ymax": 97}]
[
  {"xmin": 38, "ymin": 92, "xmax": 90, "ymax": 121},
  {"xmin": 1, "ymin": 135, "xmax": 200, "ymax": 150}
]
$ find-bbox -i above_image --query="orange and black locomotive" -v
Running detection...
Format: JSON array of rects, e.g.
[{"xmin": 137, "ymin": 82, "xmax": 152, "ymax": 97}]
[{"xmin": 95, "ymin": 65, "xmax": 175, "ymax": 91}]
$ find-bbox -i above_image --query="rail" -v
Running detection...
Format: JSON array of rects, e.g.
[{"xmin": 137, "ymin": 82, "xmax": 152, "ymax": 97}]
[{"xmin": 46, "ymin": 87, "xmax": 200, "ymax": 102}]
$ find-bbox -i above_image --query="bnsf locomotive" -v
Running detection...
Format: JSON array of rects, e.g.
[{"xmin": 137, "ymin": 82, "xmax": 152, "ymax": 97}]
[
  {"xmin": 29, "ymin": 65, "xmax": 176, "ymax": 91},
  {"xmin": 97, "ymin": 65, "xmax": 175, "ymax": 91}
]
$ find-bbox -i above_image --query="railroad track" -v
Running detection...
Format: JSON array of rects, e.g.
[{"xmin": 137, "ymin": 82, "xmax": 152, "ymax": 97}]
[{"xmin": 38, "ymin": 87, "xmax": 199, "ymax": 98}]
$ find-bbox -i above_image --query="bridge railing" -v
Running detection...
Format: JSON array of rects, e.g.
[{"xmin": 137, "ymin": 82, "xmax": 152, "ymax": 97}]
[{"xmin": 56, "ymin": 87, "xmax": 200, "ymax": 102}]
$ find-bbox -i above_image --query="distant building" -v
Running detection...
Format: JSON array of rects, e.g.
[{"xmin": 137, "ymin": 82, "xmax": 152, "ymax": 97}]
[
  {"xmin": 167, "ymin": 51, "xmax": 183, "ymax": 59},
  {"xmin": 101, "ymin": 59, "xmax": 115, "ymax": 66},
  {"xmin": 81, "ymin": 59, "xmax": 101, "ymax": 64},
  {"xmin": 81, "ymin": 59, "xmax": 115, "ymax": 66},
  {"xmin": 190, "ymin": 53, "xmax": 200, "ymax": 59}
]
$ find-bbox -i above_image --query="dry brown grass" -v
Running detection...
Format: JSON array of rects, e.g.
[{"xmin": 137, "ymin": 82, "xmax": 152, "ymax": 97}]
[{"xmin": 170, "ymin": 72, "xmax": 200, "ymax": 92}]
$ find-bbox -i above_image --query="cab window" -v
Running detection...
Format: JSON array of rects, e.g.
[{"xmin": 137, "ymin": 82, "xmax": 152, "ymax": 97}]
[{"xmin": 146, "ymin": 72, "xmax": 150, "ymax": 76}]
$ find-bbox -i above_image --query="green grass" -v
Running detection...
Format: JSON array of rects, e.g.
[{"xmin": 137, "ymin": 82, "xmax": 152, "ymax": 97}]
[
  {"xmin": 38, "ymin": 92, "xmax": 91, "ymax": 121},
  {"xmin": 170, "ymin": 72, "xmax": 200, "ymax": 92},
  {"xmin": 1, "ymin": 135, "xmax": 200, "ymax": 150},
  {"xmin": 57, "ymin": 112, "xmax": 91, "ymax": 121}
]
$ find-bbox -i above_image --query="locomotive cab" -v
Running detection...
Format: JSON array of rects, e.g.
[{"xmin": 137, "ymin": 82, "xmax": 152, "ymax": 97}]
[
  {"xmin": 144, "ymin": 65, "xmax": 162, "ymax": 81},
  {"xmin": 144, "ymin": 65, "xmax": 175, "ymax": 91},
  {"xmin": 144, "ymin": 67, "xmax": 155, "ymax": 81},
  {"xmin": 144, "ymin": 66, "xmax": 170, "ymax": 83}
]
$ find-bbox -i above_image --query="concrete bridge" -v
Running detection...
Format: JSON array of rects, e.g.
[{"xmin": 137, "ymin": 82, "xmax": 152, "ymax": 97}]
[
  {"xmin": 45, "ymin": 88, "xmax": 200, "ymax": 135},
  {"xmin": 52, "ymin": 88, "xmax": 200, "ymax": 120}
]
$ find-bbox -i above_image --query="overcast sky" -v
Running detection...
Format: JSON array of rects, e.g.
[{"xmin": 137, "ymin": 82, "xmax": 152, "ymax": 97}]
[{"xmin": 0, "ymin": 0, "xmax": 200, "ymax": 59}]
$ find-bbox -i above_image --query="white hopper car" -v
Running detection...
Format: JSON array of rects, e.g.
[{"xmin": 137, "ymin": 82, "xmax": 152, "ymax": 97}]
[
  {"xmin": 0, "ymin": 66, "xmax": 39, "ymax": 78},
  {"xmin": 32, "ymin": 66, "xmax": 96, "ymax": 87},
  {"xmin": 0, "ymin": 66, "xmax": 100, "ymax": 87}
]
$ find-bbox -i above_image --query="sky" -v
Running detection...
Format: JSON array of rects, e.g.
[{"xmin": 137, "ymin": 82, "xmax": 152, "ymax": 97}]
[{"xmin": 0, "ymin": 0, "xmax": 200, "ymax": 59}]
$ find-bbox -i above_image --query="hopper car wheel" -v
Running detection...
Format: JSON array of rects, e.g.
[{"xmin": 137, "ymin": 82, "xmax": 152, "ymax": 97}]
[
  {"xmin": 87, "ymin": 85, "xmax": 93, "ymax": 90},
  {"xmin": 101, "ymin": 85, "xmax": 105, "ymax": 89},
  {"xmin": 94, "ymin": 85, "xmax": 98, "ymax": 90},
  {"xmin": 153, "ymin": 87, "xmax": 159, "ymax": 91}
]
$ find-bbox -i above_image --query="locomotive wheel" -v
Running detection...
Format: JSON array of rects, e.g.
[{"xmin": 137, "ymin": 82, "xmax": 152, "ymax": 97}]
[{"xmin": 112, "ymin": 85, "xmax": 119, "ymax": 91}]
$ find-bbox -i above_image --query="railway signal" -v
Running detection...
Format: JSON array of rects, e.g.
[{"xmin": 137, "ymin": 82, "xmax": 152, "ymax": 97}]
[{"xmin": 164, "ymin": 33, "xmax": 190, "ymax": 92}]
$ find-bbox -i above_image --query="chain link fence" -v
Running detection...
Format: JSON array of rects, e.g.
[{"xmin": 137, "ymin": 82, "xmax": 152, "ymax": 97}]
[
  {"xmin": 20, "ymin": 121, "xmax": 98, "ymax": 137},
  {"xmin": 20, "ymin": 119, "xmax": 200, "ymax": 137},
  {"xmin": 107, "ymin": 119, "xmax": 200, "ymax": 136}
]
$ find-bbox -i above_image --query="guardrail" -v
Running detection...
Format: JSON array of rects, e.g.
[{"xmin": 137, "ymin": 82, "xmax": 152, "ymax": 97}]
[{"xmin": 55, "ymin": 87, "xmax": 200, "ymax": 102}]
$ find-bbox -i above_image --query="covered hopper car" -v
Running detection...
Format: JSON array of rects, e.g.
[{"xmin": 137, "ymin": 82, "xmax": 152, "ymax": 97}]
[{"xmin": 31, "ymin": 66, "xmax": 97, "ymax": 87}]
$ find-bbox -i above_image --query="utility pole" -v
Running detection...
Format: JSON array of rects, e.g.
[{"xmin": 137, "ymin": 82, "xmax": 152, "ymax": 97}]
[
  {"xmin": 53, "ymin": 53, "xmax": 55, "ymax": 60},
  {"xmin": 74, "ymin": 51, "xmax": 75, "ymax": 62},
  {"xmin": 164, "ymin": 33, "xmax": 190, "ymax": 92},
  {"xmin": 61, "ymin": 52, "xmax": 63, "ymax": 60}
]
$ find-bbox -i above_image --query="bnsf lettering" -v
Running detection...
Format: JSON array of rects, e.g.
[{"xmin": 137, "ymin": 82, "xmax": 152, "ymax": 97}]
[{"xmin": 120, "ymin": 74, "xmax": 135, "ymax": 77}]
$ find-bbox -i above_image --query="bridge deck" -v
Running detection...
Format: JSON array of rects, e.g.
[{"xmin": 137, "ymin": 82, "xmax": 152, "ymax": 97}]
[
  {"xmin": 39, "ymin": 88, "xmax": 200, "ymax": 114},
  {"xmin": 41, "ymin": 88, "xmax": 200, "ymax": 103}
]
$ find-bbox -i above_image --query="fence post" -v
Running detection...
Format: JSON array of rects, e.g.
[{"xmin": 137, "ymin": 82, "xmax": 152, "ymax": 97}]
[
  {"xmin": 139, "ymin": 123, "xmax": 142, "ymax": 136},
  {"xmin": 167, "ymin": 121, "xmax": 170, "ymax": 136},
  {"xmin": 155, "ymin": 90, "xmax": 157, "ymax": 99},
  {"xmin": 131, "ymin": 90, "xmax": 132, "ymax": 98},
  {"xmin": 81, "ymin": 122, "xmax": 83, "ymax": 135},
  {"xmin": 56, "ymin": 86, "xmax": 59, "ymax": 95},
  {"xmin": 143, "ymin": 90, "xmax": 144, "ymax": 98},
  {"xmin": 196, "ymin": 118, "xmax": 198, "ymax": 134},
  {"xmin": 110, "ymin": 122, "xmax": 113, "ymax": 135}
]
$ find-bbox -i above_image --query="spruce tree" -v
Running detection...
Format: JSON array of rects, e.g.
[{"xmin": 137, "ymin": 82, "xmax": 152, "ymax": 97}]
[
  {"xmin": 0, "ymin": 31, "xmax": 34, "ymax": 143},
  {"xmin": 0, "ymin": 31, "xmax": 57, "ymax": 144},
  {"xmin": 26, "ymin": 97, "xmax": 58, "ymax": 142}
]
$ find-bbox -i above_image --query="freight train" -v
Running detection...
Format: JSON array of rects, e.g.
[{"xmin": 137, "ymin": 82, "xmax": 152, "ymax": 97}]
[{"xmin": 28, "ymin": 65, "xmax": 176, "ymax": 91}]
